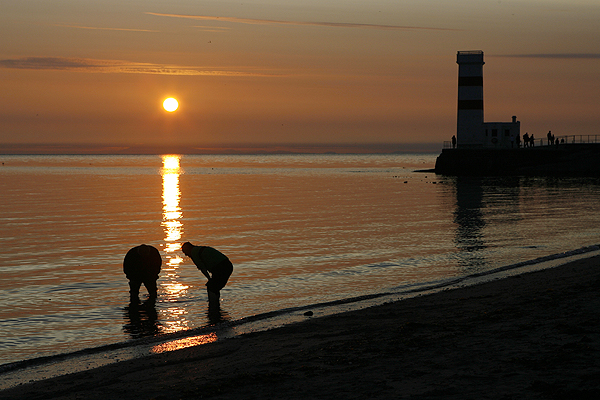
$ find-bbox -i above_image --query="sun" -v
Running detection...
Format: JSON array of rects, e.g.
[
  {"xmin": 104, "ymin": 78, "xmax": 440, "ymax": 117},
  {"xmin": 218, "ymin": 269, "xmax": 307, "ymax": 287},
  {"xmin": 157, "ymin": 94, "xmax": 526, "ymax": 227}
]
[{"xmin": 163, "ymin": 97, "xmax": 179, "ymax": 112}]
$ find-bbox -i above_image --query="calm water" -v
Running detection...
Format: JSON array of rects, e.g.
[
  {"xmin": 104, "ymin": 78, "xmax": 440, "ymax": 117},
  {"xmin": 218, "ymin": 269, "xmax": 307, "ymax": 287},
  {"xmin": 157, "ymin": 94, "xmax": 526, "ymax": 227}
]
[{"xmin": 1, "ymin": 153, "xmax": 600, "ymax": 366}]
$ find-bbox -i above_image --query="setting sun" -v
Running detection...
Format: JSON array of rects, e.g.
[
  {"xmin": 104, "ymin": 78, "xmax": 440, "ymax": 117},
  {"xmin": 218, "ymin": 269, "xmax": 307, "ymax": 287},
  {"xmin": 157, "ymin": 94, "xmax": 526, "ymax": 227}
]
[{"xmin": 163, "ymin": 97, "xmax": 179, "ymax": 112}]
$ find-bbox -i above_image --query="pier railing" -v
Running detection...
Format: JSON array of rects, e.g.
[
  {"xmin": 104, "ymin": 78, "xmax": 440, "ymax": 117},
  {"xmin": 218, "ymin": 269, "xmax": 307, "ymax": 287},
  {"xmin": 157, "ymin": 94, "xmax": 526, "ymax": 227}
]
[
  {"xmin": 443, "ymin": 135, "xmax": 600, "ymax": 149},
  {"xmin": 539, "ymin": 135, "xmax": 600, "ymax": 147}
]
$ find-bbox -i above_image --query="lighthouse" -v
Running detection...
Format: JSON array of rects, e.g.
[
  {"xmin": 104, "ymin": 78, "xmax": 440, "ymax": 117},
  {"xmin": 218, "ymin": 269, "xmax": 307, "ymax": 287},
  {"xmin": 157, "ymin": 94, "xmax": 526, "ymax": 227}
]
[
  {"xmin": 456, "ymin": 51, "xmax": 485, "ymax": 147},
  {"xmin": 436, "ymin": 50, "xmax": 599, "ymax": 175},
  {"xmin": 455, "ymin": 50, "xmax": 519, "ymax": 149}
]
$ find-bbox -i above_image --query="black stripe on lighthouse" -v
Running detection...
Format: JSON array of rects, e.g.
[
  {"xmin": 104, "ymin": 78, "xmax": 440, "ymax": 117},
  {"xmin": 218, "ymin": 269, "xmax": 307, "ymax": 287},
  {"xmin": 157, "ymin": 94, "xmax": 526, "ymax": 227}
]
[
  {"xmin": 458, "ymin": 76, "xmax": 483, "ymax": 86},
  {"xmin": 458, "ymin": 100, "xmax": 484, "ymax": 110}
]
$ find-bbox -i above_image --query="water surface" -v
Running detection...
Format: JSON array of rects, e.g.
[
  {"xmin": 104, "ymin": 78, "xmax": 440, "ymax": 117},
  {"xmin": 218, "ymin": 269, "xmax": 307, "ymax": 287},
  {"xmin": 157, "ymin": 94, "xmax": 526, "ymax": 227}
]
[{"xmin": 1, "ymin": 154, "xmax": 599, "ymax": 365}]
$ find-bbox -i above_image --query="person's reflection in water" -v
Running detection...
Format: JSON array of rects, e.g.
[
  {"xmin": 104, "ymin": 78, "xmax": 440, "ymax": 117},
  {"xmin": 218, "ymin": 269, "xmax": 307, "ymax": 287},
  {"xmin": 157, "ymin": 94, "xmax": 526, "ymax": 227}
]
[
  {"xmin": 208, "ymin": 302, "xmax": 230, "ymax": 325},
  {"xmin": 123, "ymin": 302, "xmax": 161, "ymax": 339}
]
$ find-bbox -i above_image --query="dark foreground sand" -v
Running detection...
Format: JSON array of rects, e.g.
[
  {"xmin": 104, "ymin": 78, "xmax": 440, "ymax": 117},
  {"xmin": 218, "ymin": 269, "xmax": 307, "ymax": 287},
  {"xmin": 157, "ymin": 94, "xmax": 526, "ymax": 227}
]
[{"xmin": 3, "ymin": 256, "xmax": 600, "ymax": 400}]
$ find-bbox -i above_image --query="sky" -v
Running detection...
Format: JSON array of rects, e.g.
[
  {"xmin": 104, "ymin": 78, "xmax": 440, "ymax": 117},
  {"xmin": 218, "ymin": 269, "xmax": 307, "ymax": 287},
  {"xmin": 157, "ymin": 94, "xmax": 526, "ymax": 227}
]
[{"xmin": 1, "ymin": 0, "xmax": 599, "ymax": 154}]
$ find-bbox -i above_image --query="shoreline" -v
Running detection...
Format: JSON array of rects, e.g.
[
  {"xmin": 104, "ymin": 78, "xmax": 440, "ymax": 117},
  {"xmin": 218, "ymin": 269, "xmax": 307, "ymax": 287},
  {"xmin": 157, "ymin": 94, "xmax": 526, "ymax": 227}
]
[
  {"xmin": 2, "ymin": 245, "xmax": 598, "ymax": 388},
  {"xmin": 2, "ymin": 253, "xmax": 600, "ymax": 399}
]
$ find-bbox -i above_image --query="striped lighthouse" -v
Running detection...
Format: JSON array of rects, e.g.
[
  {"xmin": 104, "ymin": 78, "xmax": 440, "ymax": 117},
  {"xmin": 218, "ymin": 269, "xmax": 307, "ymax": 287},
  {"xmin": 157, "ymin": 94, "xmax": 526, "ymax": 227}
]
[{"xmin": 456, "ymin": 50, "xmax": 485, "ymax": 147}]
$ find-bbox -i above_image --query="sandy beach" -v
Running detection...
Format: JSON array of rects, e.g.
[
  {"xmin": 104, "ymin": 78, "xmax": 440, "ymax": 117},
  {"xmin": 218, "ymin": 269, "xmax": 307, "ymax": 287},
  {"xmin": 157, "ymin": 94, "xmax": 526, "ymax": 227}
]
[{"xmin": 2, "ymin": 255, "xmax": 600, "ymax": 400}]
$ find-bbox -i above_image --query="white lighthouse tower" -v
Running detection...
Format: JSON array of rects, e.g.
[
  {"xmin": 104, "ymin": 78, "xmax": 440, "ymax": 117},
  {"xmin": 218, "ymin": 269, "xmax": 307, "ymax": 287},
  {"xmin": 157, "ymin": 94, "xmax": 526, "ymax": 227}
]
[{"xmin": 456, "ymin": 51, "xmax": 485, "ymax": 147}]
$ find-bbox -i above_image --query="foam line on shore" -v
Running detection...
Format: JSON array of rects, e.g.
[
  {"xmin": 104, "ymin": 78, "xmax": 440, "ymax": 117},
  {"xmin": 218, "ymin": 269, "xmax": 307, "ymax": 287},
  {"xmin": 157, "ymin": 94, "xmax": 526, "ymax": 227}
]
[{"xmin": 1, "ymin": 244, "xmax": 599, "ymax": 389}]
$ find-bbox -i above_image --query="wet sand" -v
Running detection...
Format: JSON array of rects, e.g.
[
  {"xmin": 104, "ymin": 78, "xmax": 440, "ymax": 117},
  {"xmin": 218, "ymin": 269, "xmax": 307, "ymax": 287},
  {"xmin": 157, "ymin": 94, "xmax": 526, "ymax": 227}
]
[{"xmin": 3, "ymin": 255, "xmax": 600, "ymax": 400}]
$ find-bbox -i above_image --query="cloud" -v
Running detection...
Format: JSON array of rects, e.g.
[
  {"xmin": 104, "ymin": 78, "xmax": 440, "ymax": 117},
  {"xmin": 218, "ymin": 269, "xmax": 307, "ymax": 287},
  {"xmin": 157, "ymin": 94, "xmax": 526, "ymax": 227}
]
[
  {"xmin": 193, "ymin": 25, "xmax": 231, "ymax": 32},
  {"xmin": 145, "ymin": 12, "xmax": 458, "ymax": 31},
  {"xmin": 496, "ymin": 54, "xmax": 600, "ymax": 59},
  {"xmin": 54, "ymin": 24, "xmax": 159, "ymax": 33},
  {"xmin": 0, "ymin": 56, "xmax": 283, "ymax": 76}
]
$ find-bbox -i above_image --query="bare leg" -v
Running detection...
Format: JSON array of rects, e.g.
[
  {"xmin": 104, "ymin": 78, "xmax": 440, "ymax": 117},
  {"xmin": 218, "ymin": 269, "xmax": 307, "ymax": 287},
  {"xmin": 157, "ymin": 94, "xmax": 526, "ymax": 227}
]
[
  {"xmin": 129, "ymin": 280, "xmax": 142, "ymax": 305},
  {"xmin": 207, "ymin": 289, "xmax": 220, "ymax": 307},
  {"xmin": 144, "ymin": 279, "xmax": 158, "ymax": 306}
]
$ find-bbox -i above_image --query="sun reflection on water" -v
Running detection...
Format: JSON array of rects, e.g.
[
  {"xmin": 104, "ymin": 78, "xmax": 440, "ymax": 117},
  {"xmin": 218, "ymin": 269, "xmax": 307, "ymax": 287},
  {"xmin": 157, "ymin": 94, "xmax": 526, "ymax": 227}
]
[
  {"xmin": 151, "ymin": 332, "xmax": 218, "ymax": 354},
  {"xmin": 161, "ymin": 155, "xmax": 189, "ymax": 332}
]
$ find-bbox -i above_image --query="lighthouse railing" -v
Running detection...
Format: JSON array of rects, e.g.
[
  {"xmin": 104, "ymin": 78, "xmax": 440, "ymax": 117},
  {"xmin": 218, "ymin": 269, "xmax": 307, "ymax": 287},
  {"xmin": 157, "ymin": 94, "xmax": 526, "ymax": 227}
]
[
  {"xmin": 539, "ymin": 135, "xmax": 600, "ymax": 146},
  {"xmin": 442, "ymin": 135, "xmax": 600, "ymax": 150}
]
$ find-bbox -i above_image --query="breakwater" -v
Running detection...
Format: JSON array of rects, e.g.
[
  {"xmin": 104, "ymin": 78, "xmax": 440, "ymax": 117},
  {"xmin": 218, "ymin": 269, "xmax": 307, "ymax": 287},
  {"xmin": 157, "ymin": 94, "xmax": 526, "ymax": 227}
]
[{"xmin": 435, "ymin": 143, "xmax": 600, "ymax": 176}]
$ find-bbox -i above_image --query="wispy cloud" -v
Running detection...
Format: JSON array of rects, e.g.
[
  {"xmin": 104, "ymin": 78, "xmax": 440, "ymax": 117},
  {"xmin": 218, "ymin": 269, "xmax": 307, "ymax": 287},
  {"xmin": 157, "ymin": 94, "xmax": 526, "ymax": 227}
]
[
  {"xmin": 54, "ymin": 24, "xmax": 159, "ymax": 33},
  {"xmin": 145, "ymin": 12, "xmax": 458, "ymax": 31},
  {"xmin": 496, "ymin": 53, "xmax": 600, "ymax": 59},
  {"xmin": 0, "ymin": 56, "xmax": 282, "ymax": 76},
  {"xmin": 193, "ymin": 25, "xmax": 232, "ymax": 33}
]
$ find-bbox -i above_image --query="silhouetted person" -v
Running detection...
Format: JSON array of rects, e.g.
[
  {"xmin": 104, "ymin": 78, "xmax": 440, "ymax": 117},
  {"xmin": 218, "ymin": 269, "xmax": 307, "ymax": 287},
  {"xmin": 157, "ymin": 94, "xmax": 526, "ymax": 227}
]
[
  {"xmin": 181, "ymin": 242, "xmax": 233, "ymax": 307},
  {"xmin": 530, "ymin": 134, "xmax": 535, "ymax": 147},
  {"xmin": 523, "ymin": 132, "xmax": 529, "ymax": 148},
  {"xmin": 547, "ymin": 130, "xmax": 552, "ymax": 145},
  {"xmin": 516, "ymin": 134, "xmax": 521, "ymax": 148},
  {"xmin": 123, "ymin": 244, "xmax": 162, "ymax": 305},
  {"xmin": 452, "ymin": 135, "xmax": 457, "ymax": 148}
]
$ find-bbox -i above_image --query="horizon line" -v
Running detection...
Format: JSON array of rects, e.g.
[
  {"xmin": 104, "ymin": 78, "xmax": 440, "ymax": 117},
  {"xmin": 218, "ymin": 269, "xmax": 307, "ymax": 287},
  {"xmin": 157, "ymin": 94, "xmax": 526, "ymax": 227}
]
[{"xmin": 0, "ymin": 142, "xmax": 442, "ymax": 156}]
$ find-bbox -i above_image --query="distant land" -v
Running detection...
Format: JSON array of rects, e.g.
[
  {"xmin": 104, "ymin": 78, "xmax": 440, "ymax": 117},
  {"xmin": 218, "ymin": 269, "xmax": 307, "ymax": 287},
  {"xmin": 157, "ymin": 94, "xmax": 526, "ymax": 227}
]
[{"xmin": 0, "ymin": 142, "xmax": 441, "ymax": 155}]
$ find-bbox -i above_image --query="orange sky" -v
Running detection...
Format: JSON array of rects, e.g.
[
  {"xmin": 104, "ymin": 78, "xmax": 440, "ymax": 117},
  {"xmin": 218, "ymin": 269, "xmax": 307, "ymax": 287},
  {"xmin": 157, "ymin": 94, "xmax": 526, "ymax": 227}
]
[{"xmin": 1, "ymin": 1, "xmax": 599, "ymax": 153}]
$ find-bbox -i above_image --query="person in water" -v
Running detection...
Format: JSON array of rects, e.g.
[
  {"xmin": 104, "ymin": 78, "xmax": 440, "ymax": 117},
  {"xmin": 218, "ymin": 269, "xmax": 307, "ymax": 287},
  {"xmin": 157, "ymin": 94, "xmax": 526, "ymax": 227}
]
[
  {"xmin": 181, "ymin": 241, "xmax": 233, "ymax": 305},
  {"xmin": 123, "ymin": 244, "xmax": 162, "ymax": 305}
]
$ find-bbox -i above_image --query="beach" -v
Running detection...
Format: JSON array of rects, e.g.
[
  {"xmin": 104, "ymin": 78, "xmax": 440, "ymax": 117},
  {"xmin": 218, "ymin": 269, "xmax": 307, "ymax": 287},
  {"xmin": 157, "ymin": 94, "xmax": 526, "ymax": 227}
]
[{"xmin": 2, "ymin": 255, "xmax": 600, "ymax": 399}]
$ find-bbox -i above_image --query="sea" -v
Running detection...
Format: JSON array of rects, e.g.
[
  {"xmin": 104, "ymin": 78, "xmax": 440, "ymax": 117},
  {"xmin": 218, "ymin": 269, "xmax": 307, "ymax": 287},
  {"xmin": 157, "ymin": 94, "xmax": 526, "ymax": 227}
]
[{"xmin": 1, "ymin": 153, "xmax": 600, "ymax": 370}]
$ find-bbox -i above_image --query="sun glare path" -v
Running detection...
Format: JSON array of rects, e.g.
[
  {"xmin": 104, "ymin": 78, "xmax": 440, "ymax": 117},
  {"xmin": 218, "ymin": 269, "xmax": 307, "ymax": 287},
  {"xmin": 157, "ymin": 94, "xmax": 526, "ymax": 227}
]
[
  {"xmin": 160, "ymin": 155, "xmax": 189, "ymax": 332},
  {"xmin": 163, "ymin": 97, "xmax": 179, "ymax": 112},
  {"xmin": 162, "ymin": 155, "xmax": 184, "ymax": 269}
]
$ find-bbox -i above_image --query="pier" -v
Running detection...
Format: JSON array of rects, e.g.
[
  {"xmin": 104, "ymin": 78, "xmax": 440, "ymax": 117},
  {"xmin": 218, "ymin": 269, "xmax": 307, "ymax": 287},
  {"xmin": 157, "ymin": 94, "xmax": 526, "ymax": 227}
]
[
  {"xmin": 435, "ymin": 142, "xmax": 600, "ymax": 176},
  {"xmin": 435, "ymin": 51, "xmax": 600, "ymax": 176}
]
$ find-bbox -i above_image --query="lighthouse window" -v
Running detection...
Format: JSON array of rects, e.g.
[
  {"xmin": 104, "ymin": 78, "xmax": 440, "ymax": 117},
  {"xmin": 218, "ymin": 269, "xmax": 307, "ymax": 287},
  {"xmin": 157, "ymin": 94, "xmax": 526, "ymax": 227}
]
[
  {"xmin": 504, "ymin": 129, "xmax": 510, "ymax": 137},
  {"xmin": 492, "ymin": 129, "xmax": 498, "ymax": 137}
]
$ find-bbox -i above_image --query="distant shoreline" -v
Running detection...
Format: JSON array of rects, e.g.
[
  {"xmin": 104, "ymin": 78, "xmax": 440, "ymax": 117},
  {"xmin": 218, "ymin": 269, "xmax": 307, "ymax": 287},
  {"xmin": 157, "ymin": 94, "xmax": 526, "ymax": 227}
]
[{"xmin": 0, "ymin": 143, "xmax": 442, "ymax": 156}]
